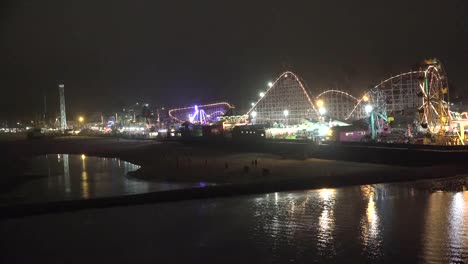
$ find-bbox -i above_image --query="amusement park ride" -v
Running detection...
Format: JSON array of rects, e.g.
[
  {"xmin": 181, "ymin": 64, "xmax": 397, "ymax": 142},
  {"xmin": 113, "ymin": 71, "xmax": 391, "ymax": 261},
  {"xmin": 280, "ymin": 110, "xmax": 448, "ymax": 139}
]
[
  {"xmin": 168, "ymin": 102, "xmax": 232, "ymax": 124},
  {"xmin": 362, "ymin": 58, "xmax": 467, "ymax": 145},
  {"xmin": 417, "ymin": 59, "xmax": 451, "ymax": 141},
  {"xmin": 167, "ymin": 58, "xmax": 467, "ymax": 145},
  {"xmin": 244, "ymin": 58, "xmax": 468, "ymax": 145}
]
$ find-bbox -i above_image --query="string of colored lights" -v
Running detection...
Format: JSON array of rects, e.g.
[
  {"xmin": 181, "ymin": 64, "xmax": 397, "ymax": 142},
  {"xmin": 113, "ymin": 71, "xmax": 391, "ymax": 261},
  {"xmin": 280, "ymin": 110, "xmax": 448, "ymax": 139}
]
[
  {"xmin": 208, "ymin": 111, "xmax": 226, "ymax": 118},
  {"xmin": 449, "ymin": 111, "xmax": 468, "ymax": 120},
  {"xmin": 316, "ymin": 90, "xmax": 360, "ymax": 101}
]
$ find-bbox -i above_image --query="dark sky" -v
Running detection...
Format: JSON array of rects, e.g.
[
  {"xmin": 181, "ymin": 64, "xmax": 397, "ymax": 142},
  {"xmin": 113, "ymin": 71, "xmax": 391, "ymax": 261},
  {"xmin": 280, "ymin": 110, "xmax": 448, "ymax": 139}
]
[{"xmin": 1, "ymin": 0, "xmax": 467, "ymax": 120}]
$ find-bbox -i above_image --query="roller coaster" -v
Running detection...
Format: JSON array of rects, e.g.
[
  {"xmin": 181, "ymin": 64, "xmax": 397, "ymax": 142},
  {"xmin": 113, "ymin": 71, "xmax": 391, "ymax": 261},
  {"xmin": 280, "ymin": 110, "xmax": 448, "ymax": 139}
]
[
  {"xmin": 246, "ymin": 59, "xmax": 467, "ymax": 144},
  {"xmin": 168, "ymin": 102, "xmax": 232, "ymax": 124}
]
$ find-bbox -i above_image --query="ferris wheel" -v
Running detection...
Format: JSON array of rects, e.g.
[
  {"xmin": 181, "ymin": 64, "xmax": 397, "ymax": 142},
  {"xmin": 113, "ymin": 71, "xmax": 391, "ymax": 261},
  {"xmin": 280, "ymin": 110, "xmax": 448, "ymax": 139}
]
[{"xmin": 418, "ymin": 59, "xmax": 449, "ymax": 134}]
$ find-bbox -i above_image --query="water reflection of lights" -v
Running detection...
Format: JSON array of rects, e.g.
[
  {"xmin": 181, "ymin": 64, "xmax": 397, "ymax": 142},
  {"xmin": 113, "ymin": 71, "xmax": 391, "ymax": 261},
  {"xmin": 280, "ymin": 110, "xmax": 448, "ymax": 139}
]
[
  {"xmin": 81, "ymin": 154, "xmax": 87, "ymax": 171},
  {"xmin": 448, "ymin": 192, "xmax": 465, "ymax": 263},
  {"xmin": 290, "ymin": 199, "xmax": 295, "ymax": 214},
  {"xmin": 251, "ymin": 189, "xmax": 339, "ymax": 255},
  {"xmin": 63, "ymin": 154, "xmax": 71, "ymax": 193},
  {"xmin": 422, "ymin": 192, "xmax": 448, "ymax": 263},
  {"xmin": 319, "ymin": 188, "xmax": 335, "ymax": 202},
  {"xmin": 252, "ymin": 192, "xmax": 305, "ymax": 247},
  {"xmin": 123, "ymin": 162, "xmax": 140, "ymax": 173},
  {"xmin": 317, "ymin": 188, "xmax": 336, "ymax": 251},
  {"xmin": 81, "ymin": 171, "xmax": 89, "ymax": 199},
  {"xmin": 453, "ymin": 192, "xmax": 464, "ymax": 211},
  {"xmin": 80, "ymin": 154, "xmax": 89, "ymax": 198},
  {"xmin": 360, "ymin": 186, "xmax": 381, "ymax": 248},
  {"xmin": 318, "ymin": 209, "xmax": 333, "ymax": 243},
  {"xmin": 366, "ymin": 197, "xmax": 378, "ymax": 231}
]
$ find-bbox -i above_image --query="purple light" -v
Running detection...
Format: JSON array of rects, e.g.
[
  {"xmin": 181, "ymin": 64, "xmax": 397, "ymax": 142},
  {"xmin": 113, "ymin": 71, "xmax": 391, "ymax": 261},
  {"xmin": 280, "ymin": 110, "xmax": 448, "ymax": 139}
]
[
  {"xmin": 188, "ymin": 105, "xmax": 209, "ymax": 124},
  {"xmin": 169, "ymin": 102, "xmax": 231, "ymax": 123},
  {"xmin": 189, "ymin": 105, "xmax": 198, "ymax": 122}
]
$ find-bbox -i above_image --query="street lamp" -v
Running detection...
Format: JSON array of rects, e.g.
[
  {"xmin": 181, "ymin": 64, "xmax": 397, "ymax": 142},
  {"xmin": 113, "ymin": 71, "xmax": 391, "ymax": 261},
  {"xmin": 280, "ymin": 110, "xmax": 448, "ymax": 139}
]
[
  {"xmin": 250, "ymin": 111, "xmax": 257, "ymax": 125},
  {"xmin": 317, "ymin": 100, "xmax": 326, "ymax": 121},
  {"xmin": 78, "ymin": 116, "xmax": 84, "ymax": 130},
  {"xmin": 365, "ymin": 104, "xmax": 375, "ymax": 140},
  {"xmin": 316, "ymin": 100, "xmax": 324, "ymax": 108},
  {"xmin": 362, "ymin": 95, "xmax": 369, "ymax": 102},
  {"xmin": 259, "ymin": 92, "xmax": 265, "ymax": 97},
  {"xmin": 319, "ymin": 107, "xmax": 326, "ymax": 116},
  {"xmin": 268, "ymin": 82, "xmax": 273, "ymax": 88},
  {"xmin": 251, "ymin": 102, "xmax": 255, "ymax": 107}
]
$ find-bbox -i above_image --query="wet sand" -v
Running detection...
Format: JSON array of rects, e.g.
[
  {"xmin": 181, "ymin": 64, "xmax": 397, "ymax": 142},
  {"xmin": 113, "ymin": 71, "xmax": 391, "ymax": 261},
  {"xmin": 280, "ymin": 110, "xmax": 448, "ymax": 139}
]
[
  {"xmin": 1, "ymin": 136, "xmax": 467, "ymax": 217},
  {"xmin": 1, "ymin": 136, "xmax": 466, "ymax": 187}
]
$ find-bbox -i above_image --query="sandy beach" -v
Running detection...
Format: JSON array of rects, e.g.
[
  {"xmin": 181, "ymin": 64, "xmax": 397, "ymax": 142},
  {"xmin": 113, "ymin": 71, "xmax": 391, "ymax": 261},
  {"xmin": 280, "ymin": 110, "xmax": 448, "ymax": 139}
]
[
  {"xmin": 1, "ymin": 136, "xmax": 468, "ymax": 218},
  {"xmin": 2, "ymin": 136, "xmax": 465, "ymax": 188}
]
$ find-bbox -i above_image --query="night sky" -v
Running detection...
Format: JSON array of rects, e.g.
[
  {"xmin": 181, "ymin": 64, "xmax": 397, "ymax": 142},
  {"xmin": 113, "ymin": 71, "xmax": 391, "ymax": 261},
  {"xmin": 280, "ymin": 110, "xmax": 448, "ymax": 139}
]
[{"xmin": 1, "ymin": 0, "xmax": 467, "ymax": 120}]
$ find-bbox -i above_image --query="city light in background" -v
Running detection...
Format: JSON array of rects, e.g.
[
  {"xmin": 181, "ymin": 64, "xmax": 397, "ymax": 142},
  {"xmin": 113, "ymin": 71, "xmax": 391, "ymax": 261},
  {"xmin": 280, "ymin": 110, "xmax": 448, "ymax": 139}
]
[{"xmin": 2, "ymin": 66, "xmax": 462, "ymax": 146}]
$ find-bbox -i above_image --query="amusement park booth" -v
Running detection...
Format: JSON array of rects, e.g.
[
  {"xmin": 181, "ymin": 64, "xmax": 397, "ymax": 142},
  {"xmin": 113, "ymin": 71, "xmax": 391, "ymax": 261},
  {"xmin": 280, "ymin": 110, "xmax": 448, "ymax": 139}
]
[{"xmin": 327, "ymin": 125, "xmax": 369, "ymax": 142}]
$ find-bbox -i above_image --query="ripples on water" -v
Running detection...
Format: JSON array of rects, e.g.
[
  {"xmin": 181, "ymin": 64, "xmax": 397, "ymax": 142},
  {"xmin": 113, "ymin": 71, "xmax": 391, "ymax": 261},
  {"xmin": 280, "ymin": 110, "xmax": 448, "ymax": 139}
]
[
  {"xmin": 2, "ymin": 155, "xmax": 468, "ymax": 263},
  {"xmin": 248, "ymin": 183, "xmax": 468, "ymax": 263}
]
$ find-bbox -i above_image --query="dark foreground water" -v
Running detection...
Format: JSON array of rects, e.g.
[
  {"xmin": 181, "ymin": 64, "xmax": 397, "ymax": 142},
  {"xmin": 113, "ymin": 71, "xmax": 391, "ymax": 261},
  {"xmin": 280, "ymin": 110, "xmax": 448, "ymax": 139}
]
[
  {"xmin": 1, "ymin": 178, "xmax": 468, "ymax": 263},
  {"xmin": 0, "ymin": 154, "xmax": 201, "ymax": 205}
]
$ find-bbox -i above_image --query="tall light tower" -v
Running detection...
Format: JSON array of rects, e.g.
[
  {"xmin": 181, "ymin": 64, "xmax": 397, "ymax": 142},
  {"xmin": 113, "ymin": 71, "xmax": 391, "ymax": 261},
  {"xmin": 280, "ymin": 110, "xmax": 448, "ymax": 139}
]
[{"xmin": 58, "ymin": 83, "xmax": 67, "ymax": 131}]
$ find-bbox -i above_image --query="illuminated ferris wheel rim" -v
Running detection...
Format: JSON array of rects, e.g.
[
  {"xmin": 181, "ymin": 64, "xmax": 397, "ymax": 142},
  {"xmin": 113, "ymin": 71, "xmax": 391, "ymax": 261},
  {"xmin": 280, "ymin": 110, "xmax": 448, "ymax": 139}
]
[
  {"xmin": 246, "ymin": 71, "xmax": 320, "ymax": 116},
  {"xmin": 418, "ymin": 62, "xmax": 449, "ymax": 133}
]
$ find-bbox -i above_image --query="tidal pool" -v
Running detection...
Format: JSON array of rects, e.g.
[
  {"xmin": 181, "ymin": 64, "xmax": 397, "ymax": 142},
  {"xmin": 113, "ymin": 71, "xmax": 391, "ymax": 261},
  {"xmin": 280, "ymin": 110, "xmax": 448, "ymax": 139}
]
[{"xmin": 0, "ymin": 154, "xmax": 203, "ymax": 205}]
